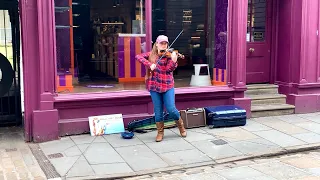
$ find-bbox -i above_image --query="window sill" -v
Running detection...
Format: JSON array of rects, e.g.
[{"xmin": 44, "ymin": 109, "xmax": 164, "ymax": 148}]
[{"xmin": 54, "ymin": 85, "xmax": 233, "ymax": 103}]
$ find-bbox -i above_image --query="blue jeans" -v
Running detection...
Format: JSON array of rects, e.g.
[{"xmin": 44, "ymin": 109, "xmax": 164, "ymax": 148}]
[{"xmin": 150, "ymin": 88, "xmax": 180, "ymax": 122}]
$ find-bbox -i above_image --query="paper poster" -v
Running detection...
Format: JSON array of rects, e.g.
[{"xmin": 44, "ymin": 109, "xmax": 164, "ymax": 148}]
[{"xmin": 88, "ymin": 114, "xmax": 125, "ymax": 136}]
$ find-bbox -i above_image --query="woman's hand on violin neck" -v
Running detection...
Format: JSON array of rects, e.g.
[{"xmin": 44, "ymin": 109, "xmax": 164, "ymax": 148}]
[
  {"xmin": 171, "ymin": 51, "xmax": 178, "ymax": 62},
  {"xmin": 150, "ymin": 63, "xmax": 156, "ymax": 71}
]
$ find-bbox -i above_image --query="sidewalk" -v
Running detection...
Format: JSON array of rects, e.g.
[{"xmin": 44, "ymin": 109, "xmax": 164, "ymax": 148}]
[
  {"xmin": 125, "ymin": 149, "xmax": 320, "ymax": 179},
  {"xmin": 0, "ymin": 127, "xmax": 46, "ymax": 180},
  {"xmin": 35, "ymin": 112, "xmax": 320, "ymax": 180}
]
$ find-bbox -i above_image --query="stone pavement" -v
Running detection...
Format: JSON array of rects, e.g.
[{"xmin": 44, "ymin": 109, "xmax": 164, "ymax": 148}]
[
  {"xmin": 35, "ymin": 112, "xmax": 320, "ymax": 180},
  {"xmin": 125, "ymin": 149, "xmax": 320, "ymax": 180},
  {"xmin": 0, "ymin": 127, "xmax": 46, "ymax": 180}
]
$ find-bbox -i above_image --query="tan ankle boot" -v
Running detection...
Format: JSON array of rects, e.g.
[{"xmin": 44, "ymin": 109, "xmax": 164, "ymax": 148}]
[
  {"xmin": 155, "ymin": 122, "xmax": 164, "ymax": 142},
  {"xmin": 176, "ymin": 118, "xmax": 187, "ymax": 137}
]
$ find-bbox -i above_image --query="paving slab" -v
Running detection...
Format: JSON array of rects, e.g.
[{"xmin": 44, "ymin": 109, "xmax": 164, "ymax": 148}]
[
  {"xmin": 240, "ymin": 120, "xmax": 272, "ymax": 132},
  {"xmin": 252, "ymin": 130, "xmax": 306, "ymax": 147},
  {"xmin": 135, "ymin": 129, "xmax": 180, "ymax": 143},
  {"xmin": 250, "ymin": 161, "xmax": 311, "ymax": 179},
  {"xmin": 294, "ymin": 122, "xmax": 320, "ymax": 134},
  {"xmin": 84, "ymin": 142, "xmax": 125, "ymax": 164},
  {"xmin": 275, "ymin": 114, "xmax": 312, "ymax": 124},
  {"xmin": 146, "ymin": 138, "xmax": 194, "ymax": 154},
  {"xmin": 66, "ymin": 155, "xmax": 95, "ymax": 178},
  {"xmin": 64, "ymin": 145, "xmax": 82, "ymax": 157},
  {"xmin": 115, "ymin": 144, "xmax": 169, "ymax": 171},
  {"xmin": 257, "ymin": 120, "xmax": 309, "ymax": 134},
  {"xmin": 49, "ymin": 155, "xmax": 79, "ymax": 176},
  {"xmin": 302, "ymin": 115, "xmax": 320, "ymax": 123},
  {"xmin": 228, "ymin": 138, "xmax": 281, "ymax": 155},
  {"xmin": 104, "ymin": 134, "xmax": 144, "ymax": 148},
  {"xmin": 171, "ymin": 128, "xmax": 216, "ymax": 142},
  {"xmin": 39, "ymin": 137, "xmax": 75, "ymax": 156},
  {"xmin": 191, "ymin": 140, "xmax": 242, "ymax": 159},
  {"xmin": 215, "ymin": 166, "xmax": 266, "ymax": 180},
  {"xmin": 159, "ymin": 149, "xmax": 212, "ymax": 166},
  {"xmin": 210, "ymin": 129, "xmax": 259, "ymax": 142},
  {"xmin": 293, "ymin": 132, "xmax": 320, "ymax": 144},
  {"xmin": 71, "ymin": 135, "xmax": 96, "ymax": 145},
  {"xmin": 91, "ymin": 162, "xmax": 133, "ymax": 175},
  {"xmin": 77, "ymin": 143, "xmax": 90, "ymax": 153}
]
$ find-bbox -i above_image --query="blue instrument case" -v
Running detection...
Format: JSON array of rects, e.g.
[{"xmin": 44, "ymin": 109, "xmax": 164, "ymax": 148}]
[{"xmin": 204, "ymin": 105, "xmax": 246, "ymax": 128}]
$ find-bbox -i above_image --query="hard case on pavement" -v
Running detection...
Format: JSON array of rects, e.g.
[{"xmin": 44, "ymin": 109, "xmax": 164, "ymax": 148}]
[{"xmin": 204, "ymin": 105, "xmax": 246, "ymax": 128}]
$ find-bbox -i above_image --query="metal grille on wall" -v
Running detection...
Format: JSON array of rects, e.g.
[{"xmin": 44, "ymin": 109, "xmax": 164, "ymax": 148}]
[{"xmin": 0, "ymin": 0, "xmax": 22, "ymax": 126}]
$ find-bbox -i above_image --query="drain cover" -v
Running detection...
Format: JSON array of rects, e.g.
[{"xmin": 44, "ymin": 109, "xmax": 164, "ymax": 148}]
[
  {"xmin": 5, "ymin": 148, "xmax": 17, "ymax": 152},
  {"xmin": 211, "ymin": 139, "xmax": 228, "ymax": 145},
  {"xmin": 48, "ymin": 153, "xmax": 64, "ymax": 159}
]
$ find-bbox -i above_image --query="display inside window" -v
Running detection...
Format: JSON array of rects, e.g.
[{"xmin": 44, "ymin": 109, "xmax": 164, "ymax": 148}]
[{"xmin": 54, "ymin": 0, "xmax": 228, "ymax": 94}]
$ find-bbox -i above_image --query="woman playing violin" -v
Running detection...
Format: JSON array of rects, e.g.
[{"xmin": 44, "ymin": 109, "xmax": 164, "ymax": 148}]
[{"xmin": 135, "ymin": 35, "xmax": 187, "ymax": 142}]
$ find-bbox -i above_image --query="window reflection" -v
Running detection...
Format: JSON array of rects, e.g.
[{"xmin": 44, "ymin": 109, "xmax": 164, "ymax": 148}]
[
  {"xmin": 54, "ymin": 0, "xmax": 228, "ymax": 93},
  {"xmin": 152, "ymin": 0, "xmax": 228, "ymax": 87}
]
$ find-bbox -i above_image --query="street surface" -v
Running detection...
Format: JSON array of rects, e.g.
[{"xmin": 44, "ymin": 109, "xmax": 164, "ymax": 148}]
[{"xmin": 125, "ymin": 149, "xmax": 320, "ymax": 180}]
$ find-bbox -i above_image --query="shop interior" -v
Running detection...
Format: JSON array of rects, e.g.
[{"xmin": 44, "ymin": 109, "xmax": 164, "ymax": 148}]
[{"xmin": 56, "ymin": 0, "xmax": 217, "ymax": 93}]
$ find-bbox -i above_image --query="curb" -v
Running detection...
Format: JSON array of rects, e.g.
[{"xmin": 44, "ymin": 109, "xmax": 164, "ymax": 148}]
[{"xmin": 65, "ymin": 143, "xmax": 320, "ymax": 180}]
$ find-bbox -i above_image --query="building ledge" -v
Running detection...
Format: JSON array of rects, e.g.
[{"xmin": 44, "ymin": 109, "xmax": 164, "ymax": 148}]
[{"xmin": 54, "ymin": 86, "xmax": 235, "ymax": 103}]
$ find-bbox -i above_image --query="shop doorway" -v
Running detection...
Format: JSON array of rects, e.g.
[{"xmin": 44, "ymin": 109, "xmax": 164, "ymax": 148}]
[
  {"xmin": 0, "ymin": 1, "xmax": 22, "ymax": 126},
  {"xmin": 246, "ymin": 0, "xmax": 273, "ymax": 84}
]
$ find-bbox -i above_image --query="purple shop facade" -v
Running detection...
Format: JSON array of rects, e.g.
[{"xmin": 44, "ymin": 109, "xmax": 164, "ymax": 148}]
[{"xmin": 19, "ymin": 0, "xmax": 320, "ymax": 142}]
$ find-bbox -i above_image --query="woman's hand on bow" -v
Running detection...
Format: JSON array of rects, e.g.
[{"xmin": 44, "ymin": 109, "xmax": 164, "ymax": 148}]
[{"xmin": 150, "ymin": 63, "xmax": 156, "ymax": 71}]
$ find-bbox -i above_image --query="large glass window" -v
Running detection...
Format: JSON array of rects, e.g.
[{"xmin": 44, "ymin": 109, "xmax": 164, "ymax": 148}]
[
  {"xmin": 152, "ymin": 0, "xmax": 228, "ymax": 87},
  {"xmin": 54, "ymin": 0, "xmax": 228, "ymax": 94}
]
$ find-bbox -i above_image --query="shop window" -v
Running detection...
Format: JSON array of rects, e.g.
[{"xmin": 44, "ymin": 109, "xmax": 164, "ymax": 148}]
[
  {"xmin": 152, "ymin": 0, "xmax": 228, "ymax": 87},
  {"xmin": 54, "ymin": 0, "xmax": 228, "ymax": 94},
  {"xmin": 247, "ymin": 0, "xmax": 266, "ymax": 42}
]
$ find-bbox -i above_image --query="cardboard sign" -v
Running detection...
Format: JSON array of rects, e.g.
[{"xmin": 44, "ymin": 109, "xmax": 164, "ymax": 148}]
[{"xmin": 88, "ymin": 114, "xmax": 125, "ymax": 136}]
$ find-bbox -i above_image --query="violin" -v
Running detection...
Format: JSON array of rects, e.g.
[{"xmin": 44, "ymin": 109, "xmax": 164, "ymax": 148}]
[
  {"xmin": 157, "ymin": 30, "xmax": 184, "ymax": 64},
  {"xmin": 158, "ymin": 48, "xmax": 185, "ymax": 59}
]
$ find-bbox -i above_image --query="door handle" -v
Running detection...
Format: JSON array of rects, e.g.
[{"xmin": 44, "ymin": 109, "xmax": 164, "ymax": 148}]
[{"xmin": 249, "ymin": 48, "xmax": 255, "ymax": 53}]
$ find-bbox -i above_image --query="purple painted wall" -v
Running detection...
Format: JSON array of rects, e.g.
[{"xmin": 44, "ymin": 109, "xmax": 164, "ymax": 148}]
[
  {"xmin": 19, "ymin": 0, "xmax": 251, "ymax": 142},
  {"xmin": 276, "ymin": 0, "xmax": 320, "ymax": 113},
  {"xmin": 20, "ymin": 0, "xmax": 40, "ymax": 141}
]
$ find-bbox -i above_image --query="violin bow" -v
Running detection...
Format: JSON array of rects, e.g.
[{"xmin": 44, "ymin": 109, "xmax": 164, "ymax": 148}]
[{"xmin": 157, "ymin": 29, "xmax": 184, "ymax": 64}]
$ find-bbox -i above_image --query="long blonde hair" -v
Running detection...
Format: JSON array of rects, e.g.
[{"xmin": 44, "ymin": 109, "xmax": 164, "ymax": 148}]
[{"xmin": 145, "ymin": 43, "xmax": 159, "ymax": 80}]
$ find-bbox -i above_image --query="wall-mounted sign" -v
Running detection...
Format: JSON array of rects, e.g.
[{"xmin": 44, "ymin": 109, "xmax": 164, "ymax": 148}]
[
  {"xmin": 253, "ymin": 32, "xmax": 264, "ymax": 40},
  {"xmin": 0, "ymin": 53, "xmax": 14, "ymax": 97}
]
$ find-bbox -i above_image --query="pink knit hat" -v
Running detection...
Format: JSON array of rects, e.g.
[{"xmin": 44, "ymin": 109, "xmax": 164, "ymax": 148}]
[{"xmin": 156, "ymin": 35, "xmax": 169, "ymax": 43}]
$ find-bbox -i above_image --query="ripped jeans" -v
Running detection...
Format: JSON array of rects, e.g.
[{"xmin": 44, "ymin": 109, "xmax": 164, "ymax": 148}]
[{"xmin": 150, "ymin": 88, "xmax": 180, "ymax": 122}]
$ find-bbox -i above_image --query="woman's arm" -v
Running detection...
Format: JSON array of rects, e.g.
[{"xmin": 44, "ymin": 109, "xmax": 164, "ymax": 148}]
[{"xmin": 135, "ymin": 52, "xmax": 152, "ymax": 68}]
